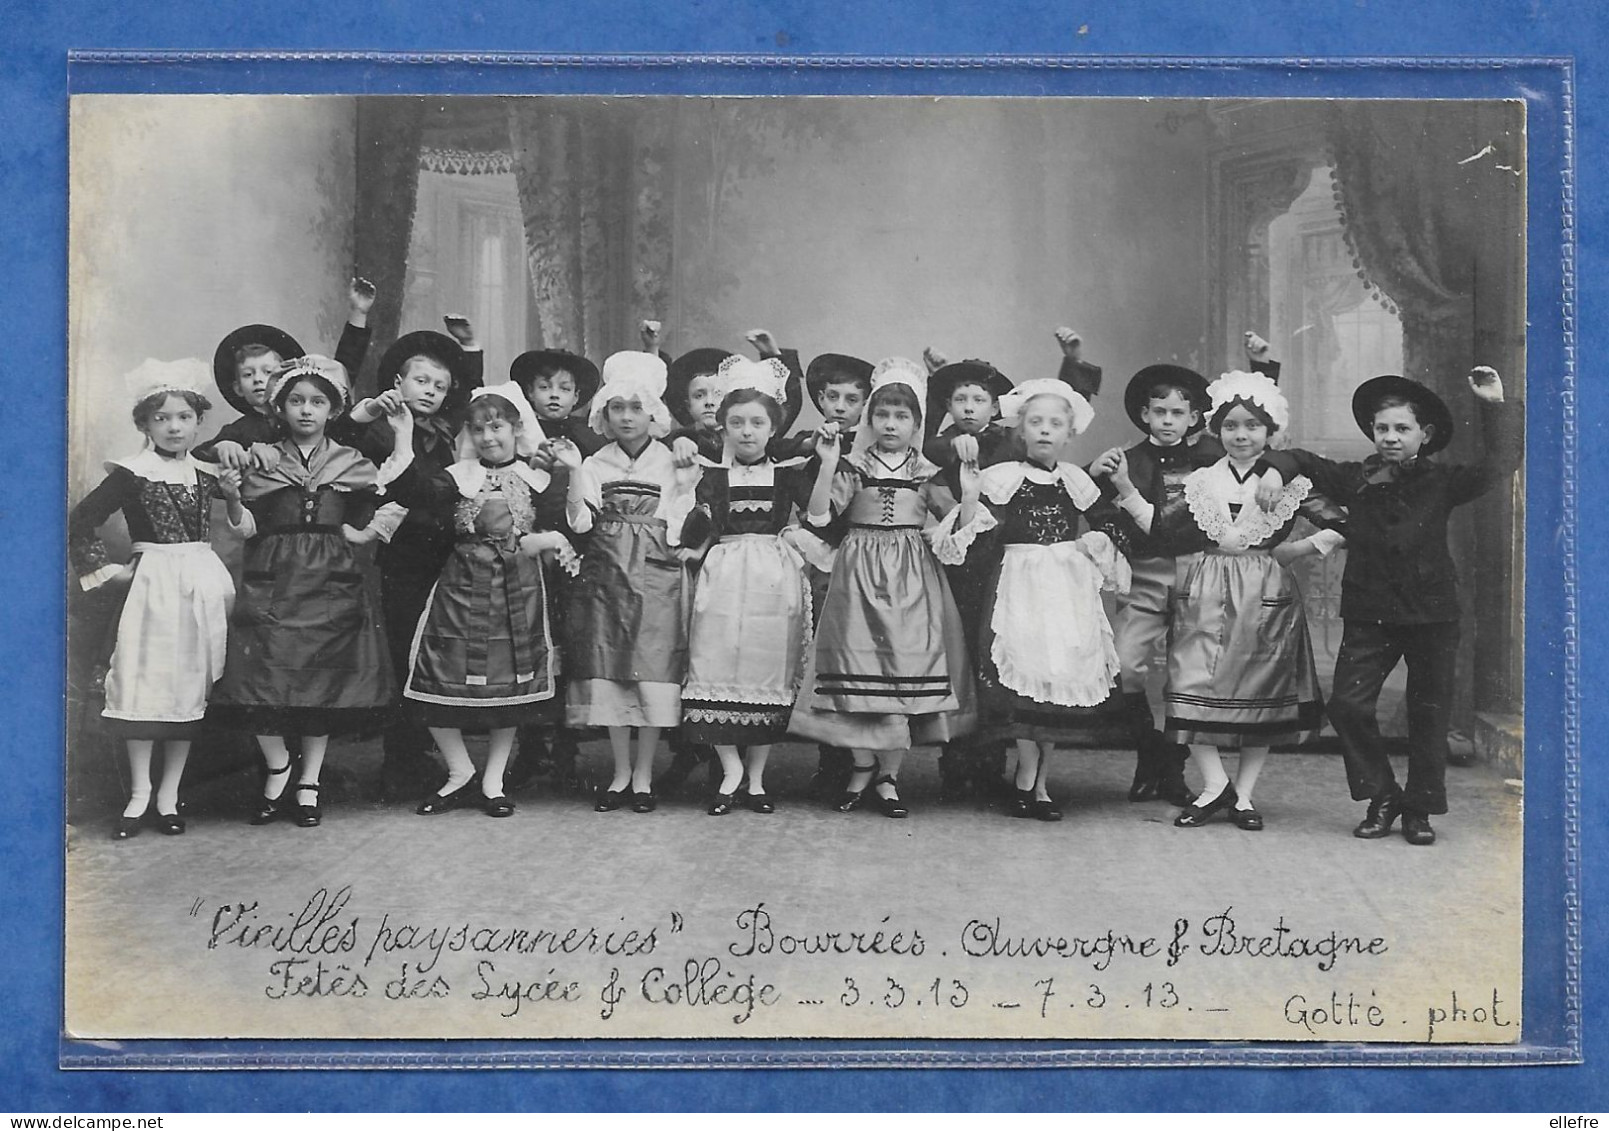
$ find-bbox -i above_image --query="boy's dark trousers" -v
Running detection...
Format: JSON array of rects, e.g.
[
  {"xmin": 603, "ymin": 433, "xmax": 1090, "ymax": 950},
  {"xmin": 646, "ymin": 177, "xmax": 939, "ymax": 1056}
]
[
  {"xmin": 938, "ymin": 561, "xmax": 1004, "ymax": 797},
  {"xmin": 1328, "ymin": 620, "xmax": 1460, "ymax": 816},
  {"xmin": 379, "ymin": 567, "xmax": 443, "ymax": 798}
]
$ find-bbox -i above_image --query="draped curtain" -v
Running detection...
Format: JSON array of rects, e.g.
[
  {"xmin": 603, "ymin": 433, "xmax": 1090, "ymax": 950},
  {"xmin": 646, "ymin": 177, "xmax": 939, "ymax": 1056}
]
[
  {"xmin": 1328, "ymin": 100, "xmax": 1526, "ymax": 715},
  {"xmin": 353, "ymin": 97, "xmax": 427, "ymax": 398},
  {"xmin": 1328, "ymin": 102, "xmax": 1482, "ymax": 398},
  {"xmin": 506, "ymin": 99, "xmax": 673, "ymax": 360}
]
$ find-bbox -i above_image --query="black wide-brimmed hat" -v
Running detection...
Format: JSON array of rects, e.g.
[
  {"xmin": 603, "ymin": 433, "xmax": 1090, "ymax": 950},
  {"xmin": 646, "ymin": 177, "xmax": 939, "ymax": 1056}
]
[
  {"xmin": 378, "ymin": 330, "xmax": 464, "ymax": 390},
  {"xmin": 1352, "ymin": 375, "xmax": 1454, "ymax": 456},
  {"xmin": 805, "ymin": 352, "xmax": 876, "ymax": 408},
  {"xmin": 213, "ymin": 324, "xmax": 304, "ymax": 414},
  {"xmin": 665, "ymin": 347, "xmax": 736, "ymax": 427},
  {"xmin": 926, "ymin": 360, "xmax": 1013, "ymax": 430},
  {"xmin": 510, "ymin": 349, "xmax": 601, "ymax": 407},
  {"xmin": 1123, "ymin": 364, "xmax": 1211, "ymax": 433}
]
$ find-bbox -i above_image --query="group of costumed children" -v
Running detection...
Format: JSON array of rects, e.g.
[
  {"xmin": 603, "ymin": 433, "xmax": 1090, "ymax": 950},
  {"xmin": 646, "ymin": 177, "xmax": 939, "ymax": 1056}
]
[{"xmin": 71, "ymin": 278, "xmax": 1521, "ymax": 850}]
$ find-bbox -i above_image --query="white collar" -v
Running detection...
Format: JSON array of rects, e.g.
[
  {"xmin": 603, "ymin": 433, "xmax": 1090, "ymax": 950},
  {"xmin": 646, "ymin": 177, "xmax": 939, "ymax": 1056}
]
[
  {"xmin": 981, "ymin": 459, "xmax": 1100, "ymax": 507},
  {"xmin": 111, "ymin": 448, "xmax": 206, "ymax": 484},
  {"xmin": 447, "ymin": 459, "xmax": 551, "ymax": 498}
]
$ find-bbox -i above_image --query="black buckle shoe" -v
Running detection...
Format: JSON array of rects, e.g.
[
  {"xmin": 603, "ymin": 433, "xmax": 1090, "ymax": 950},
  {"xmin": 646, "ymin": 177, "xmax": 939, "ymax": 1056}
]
[
  {"xmin": 1174, "ymin": 784, "xmax": 1238, "ymax": 828},
  {"xmin": 482, "ymin": 794, "xmax": 515, "ymax": 818},
  {"xmin": 1353, "ymin": 791, "xmax": 1403, "ymax": 839},
  {"xmin": 293, "ymin": 783, "xmax": 322, "ymax": 827},
  {"xmin": 1231, "ymin": 805, "xmax": 1264, "ymax": 831},
  {"xmin": 873, "ymin": 774, "xmax": 909, "ymax": 819},
  {"xmin": 593, "ymin": 788, "xmax": 628, "ymax": 812},
  {"xmin": 416, "ymin": 775, "xmax": 478, "ymax": 816},
  {"xmin": 707, "ymin": 791, "xmax": 737, "ymax": 816}
]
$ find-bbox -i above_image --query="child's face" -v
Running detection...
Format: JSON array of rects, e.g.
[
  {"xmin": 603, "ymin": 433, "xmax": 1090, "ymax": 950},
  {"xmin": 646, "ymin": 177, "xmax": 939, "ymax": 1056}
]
[
  {"xmin": 1216, "ymin": 403, "xmax": 1270, "ymax": 462},
  {"xmin": 1372, "ymin": 403, "xmax": 1432, "ymax": 463},
  {"xmin": 280, "ymin": 379, "xmax": 334, "ymax": 441},
  {"xmin": 871, "ymin": 402, "xmax": 917, "ymax": 453},
  {"xmin": 606, "ymin": 396, "xmax": 650, "ymax": 445},
  {"xmin": 395, "ymin": 357, "xmax": 453, "ymax": 417},
  {"xmin": 686, "ymin": 374, "xmax": 721, "ymax": 431},
  {"xmin": 470, "ymin": 413, "xmax": 521, "ymax": 464},
  {"xmin": 947, "ymin": 384, "xmax": 994, "ymax": 434},
  {"xmin": 1140, "ymin": 389, "xmax": 1199, "ymax": 446},
  {"xmin": 724, "ymin": 401, "xmax": 776, "ymax": 463},
  {"xmin": 1019, "ymin": 395, "xmax": 1072, "ymax": 463},
  {"xmin": 529, "ymin": 371, "xmax": 579, "ymax": 421},
  {"xmin": 818, "ymin": 380, "xmax": 867, "ymax": 427},
  {"xmin": 143, "ymin": 394, "xmax": 201, "ymax": 455},
  {"xmin": 234, "ymin": 350, "xmax": 282, "ymax": 412}
]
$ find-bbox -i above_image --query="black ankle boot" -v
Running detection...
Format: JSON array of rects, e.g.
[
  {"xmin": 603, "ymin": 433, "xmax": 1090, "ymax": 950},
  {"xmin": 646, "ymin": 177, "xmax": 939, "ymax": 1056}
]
[{"xmin": 1353, "ymin": 790, "xmax": 1403, "ymax": 839}]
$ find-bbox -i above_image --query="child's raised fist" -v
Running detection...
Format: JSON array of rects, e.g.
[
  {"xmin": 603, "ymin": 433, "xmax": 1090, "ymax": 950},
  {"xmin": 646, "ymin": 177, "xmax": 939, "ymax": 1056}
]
[
  {"xmin": 348, "ymin": 276, "xmax": 378, "ymax": 317},
  {"xmin": 216, "ymin": 466, "xmax": 243, "ymax": 500},
  {"xmin": 1468, "ymin": 366, "xmax": 1505, "ymax": 402},
  {"xmin": 745, "ymin": 329, "xmax": 779, "ymax": 359},
  {"xmin": 922, "ymin": 346, "xmax": 949, "ymax": 375},
  {"xmin": 443, "ymin": 314, "xmax": 477, "ymax": 348},
  {"xmin": 1243, "ymin": 331, "xmax": 1272, "ymax": 363},
  {"xmin": 639, "ymin": 320, "xmax": 663, "ymax": 353},
  {"xmin": 1054, "ymin": 327, "xmax": 1083, "ymax": 358}
]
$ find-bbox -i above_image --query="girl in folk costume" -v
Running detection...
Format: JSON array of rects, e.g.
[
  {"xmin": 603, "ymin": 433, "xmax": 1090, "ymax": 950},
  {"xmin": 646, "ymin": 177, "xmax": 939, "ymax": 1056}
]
[
  {"xmin": 210, "ymin": 356, "xmax": 396, "ymax": 828},
  {"xmin": 678, "ymin": 356, "xmax": 837, "ymax": 815},
  {"xmin": 930, "ymin": 379, "xmax": 1131, "ymax": 822},
  {"xmin": 788, "ymin": 357, "xmax": 978, "ymax": 818},
  {"xmin": 1094, "ymin": 370, "xmax": 1342, "ymax": 830},
  {"xmin": 69, "ymin": 360, "xmax": 254, "ymax": 838},
  {"xmin": 567, "ymin": 350, "xmax": 697, "ymax": 814},
  {"xmin": 381, "ymin": 383, "xmax": 584, "ymax": 818}
]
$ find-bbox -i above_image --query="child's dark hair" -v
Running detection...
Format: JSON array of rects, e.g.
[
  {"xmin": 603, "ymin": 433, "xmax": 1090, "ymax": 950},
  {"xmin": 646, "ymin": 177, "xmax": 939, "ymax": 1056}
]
[
  {"xmin": 467, "ymin": 393, "xmax": 523, "ymax": 428},
  {"xmin": 868, "ymin": 382, "xmax": 923, "ymax": 422},
  {"xmin": 1144, "ymin": 379, "xmax": 1202, "ymax": 412},
  {"xmin": 527, "ymin": 360, "xmax": 575, "ymax": 385},
  {"xmin": 233, "ymin": 342, "xmax": 279, "ymax": 370},
  {"xmin": 1208, "ymin": 396, "xmax": 1278, "ymax": 434},
  {"xmin": 719, "ymin": 388, "xmax": 784, "ymax": 432},
  {"xmin": 132, "ymin": 389, "xmax": 212, "ymax": 429},
  {"xmin": 272, "ymin": 373, "xmax": 343, "ymax": 414},
  {"xmin": 948, "ymin": 377, "xmax": 998, "ymax": 403},
  {"xmin": 824, "ymin": 370, "xmax": 873, "ymax": 397},
  {"xmin": 1368, "ymin": 392, "xmax": 1426, "ymax": 425}
]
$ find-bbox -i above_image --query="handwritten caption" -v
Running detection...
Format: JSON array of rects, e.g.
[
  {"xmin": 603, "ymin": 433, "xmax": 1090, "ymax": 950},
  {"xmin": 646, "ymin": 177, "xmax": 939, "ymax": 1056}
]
[{"xmin": 188, "ymin": 887, "xmax": 1511, "ymax": 1039}]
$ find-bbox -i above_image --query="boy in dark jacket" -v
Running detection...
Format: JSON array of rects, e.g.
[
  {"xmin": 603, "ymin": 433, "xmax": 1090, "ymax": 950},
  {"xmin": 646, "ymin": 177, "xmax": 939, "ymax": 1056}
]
[{"xmin": 1283, "ymin": 366, "xmax": 1519, "ymax": 846}]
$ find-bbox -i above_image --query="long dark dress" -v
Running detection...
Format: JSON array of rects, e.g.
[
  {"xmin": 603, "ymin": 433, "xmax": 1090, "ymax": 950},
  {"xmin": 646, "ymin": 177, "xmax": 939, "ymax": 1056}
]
[
  {"xmin": 210, "ymin": 439, "xmax": 394, "ymax": 735},
  {"xmin": 388, "ymin": 458, "xmax": 572, "ymax": 729}
]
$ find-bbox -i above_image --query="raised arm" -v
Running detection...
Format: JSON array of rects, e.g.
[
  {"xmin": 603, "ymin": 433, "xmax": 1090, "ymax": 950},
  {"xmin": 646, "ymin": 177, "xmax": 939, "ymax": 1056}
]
[{"xmin": 1448, "ymin": 368, "xmax": 1523, "ymax": 505}]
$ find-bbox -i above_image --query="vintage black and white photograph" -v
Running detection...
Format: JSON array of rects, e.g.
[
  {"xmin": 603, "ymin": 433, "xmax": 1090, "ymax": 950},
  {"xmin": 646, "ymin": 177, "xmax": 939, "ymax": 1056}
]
[{"xmin": 64, "ymin": 93, "xmax": 1525, "ymax": 1042}]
